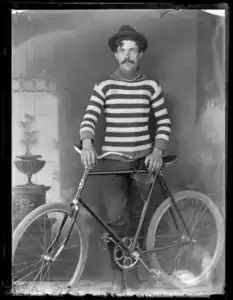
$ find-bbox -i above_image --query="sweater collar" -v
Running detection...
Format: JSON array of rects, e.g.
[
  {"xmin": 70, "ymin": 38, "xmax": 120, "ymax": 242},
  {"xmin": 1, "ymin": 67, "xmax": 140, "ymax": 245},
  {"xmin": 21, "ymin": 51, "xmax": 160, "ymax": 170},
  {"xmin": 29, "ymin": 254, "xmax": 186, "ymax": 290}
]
[{"xmin": 110, "ymin": 68, "xmax": 145, "ymax": 82}]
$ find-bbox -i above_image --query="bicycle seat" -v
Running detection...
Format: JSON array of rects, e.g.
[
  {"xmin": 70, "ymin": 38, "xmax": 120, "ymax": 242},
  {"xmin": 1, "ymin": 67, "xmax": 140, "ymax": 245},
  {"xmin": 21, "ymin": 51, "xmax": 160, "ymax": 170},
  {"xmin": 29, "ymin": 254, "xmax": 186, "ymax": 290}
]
[{"xmin": 162, "ymin": 155, "xmax": 177, "ymax": 168}]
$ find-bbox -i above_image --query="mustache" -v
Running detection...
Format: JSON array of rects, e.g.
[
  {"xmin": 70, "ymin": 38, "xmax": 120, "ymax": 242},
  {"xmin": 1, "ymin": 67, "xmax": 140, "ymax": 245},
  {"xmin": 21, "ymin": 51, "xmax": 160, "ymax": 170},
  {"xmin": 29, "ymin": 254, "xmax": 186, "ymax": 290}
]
[{"xmin": 121, "ymin": 59, "xmax": 135, "ymax": 64}]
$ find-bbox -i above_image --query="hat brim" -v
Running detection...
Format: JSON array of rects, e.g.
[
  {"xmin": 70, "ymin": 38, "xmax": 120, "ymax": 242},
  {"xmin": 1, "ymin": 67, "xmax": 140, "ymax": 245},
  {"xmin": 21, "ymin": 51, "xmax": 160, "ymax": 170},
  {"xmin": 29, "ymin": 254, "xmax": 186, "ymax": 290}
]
[{"xmin": 108, "ymin": 31, "xmax": 148, "ymax": 53}]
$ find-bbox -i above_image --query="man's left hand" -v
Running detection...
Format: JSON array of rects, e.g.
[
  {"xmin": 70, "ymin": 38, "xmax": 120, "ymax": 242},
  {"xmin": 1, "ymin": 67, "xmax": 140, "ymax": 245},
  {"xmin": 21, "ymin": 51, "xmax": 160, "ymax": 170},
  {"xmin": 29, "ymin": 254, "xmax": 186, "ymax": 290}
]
[{"xmin": 144, "ymin": 148, "xmax": 163, "ymax": 173}]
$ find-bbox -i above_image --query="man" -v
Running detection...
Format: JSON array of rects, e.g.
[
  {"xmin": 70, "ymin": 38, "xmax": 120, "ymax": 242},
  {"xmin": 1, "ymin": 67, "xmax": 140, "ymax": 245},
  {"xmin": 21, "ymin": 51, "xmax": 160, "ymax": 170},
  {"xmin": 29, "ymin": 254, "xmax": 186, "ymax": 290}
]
[{"xmin": 79, "ymin": 25, "xmax": 171, "ymax": 291}]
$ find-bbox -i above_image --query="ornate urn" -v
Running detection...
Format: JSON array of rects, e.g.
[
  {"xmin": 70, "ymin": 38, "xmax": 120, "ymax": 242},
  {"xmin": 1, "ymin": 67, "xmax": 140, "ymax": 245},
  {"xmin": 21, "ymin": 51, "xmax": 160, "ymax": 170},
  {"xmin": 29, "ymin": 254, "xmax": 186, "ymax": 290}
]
[{"xmin": 12, "ymin": 113, "xmax": 50, "ymax": 229}]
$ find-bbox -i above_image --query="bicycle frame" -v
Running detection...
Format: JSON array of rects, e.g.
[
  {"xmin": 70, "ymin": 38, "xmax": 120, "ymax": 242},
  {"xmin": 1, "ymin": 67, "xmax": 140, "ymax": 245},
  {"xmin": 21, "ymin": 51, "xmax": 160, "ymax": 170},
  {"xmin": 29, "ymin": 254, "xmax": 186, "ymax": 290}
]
[{"xmin": 48, "ymin": 164, "xmax": 193, "ymax": 257}]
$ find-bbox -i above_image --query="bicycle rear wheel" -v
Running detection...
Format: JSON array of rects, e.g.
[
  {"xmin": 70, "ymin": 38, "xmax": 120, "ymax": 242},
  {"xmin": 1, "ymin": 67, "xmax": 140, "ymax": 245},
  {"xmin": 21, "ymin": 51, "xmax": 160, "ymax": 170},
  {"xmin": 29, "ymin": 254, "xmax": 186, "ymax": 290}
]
[
  {"xmin": 12, "ymin": 202, "xmax": 88, "ymax": 295},
  {"xmin": 146, "ymin": 190, "xmax": 225, "ymax": 289}
]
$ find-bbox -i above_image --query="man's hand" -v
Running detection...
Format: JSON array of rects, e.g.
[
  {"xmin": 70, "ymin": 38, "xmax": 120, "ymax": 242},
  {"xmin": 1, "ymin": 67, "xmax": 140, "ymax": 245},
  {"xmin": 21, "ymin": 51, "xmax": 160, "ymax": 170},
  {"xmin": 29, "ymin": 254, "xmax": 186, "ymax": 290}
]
[
  {"xmin": 81, "ymin": 138, "xmax": 96, "ymax": 169},
  {"xmin": 144, "ymin": 148, "xmax": 163, "ymax": 173}
]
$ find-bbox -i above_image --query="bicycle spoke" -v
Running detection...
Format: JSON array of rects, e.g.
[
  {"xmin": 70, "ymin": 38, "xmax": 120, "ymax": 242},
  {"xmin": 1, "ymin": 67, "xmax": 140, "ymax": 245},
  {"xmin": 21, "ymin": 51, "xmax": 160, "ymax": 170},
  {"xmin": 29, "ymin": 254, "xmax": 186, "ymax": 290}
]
[
  {"xmin": 50, "ymin": 258, "xmax": 78, "ymax": 263},
  {"xmin": 188, "ymin": 199, "xmax": 195, "ymax": 222},
  {"xmin": 14, "ymin": 259, "xmax": 45, "ymax": 283},
  {"xmin": 40, "ymin": 261, "xmax": 53, "ymax": 283},
  {"xmin": 25, "ymin": 231, "xmax": 44, "ymax": 252},
  {"xmin": 166, "ymin": 247, "xmax": 185, "ymax": 276},
  {"xmin": 13, "ymin": 261, "xmax": 41, "ymax": 278},
  {"xmin": 27, "ymin": 261, "xmax": 50, "ymax": 294},
  {"xmin": 155, "ymin": 233, "xmax": 180, "ymax": 239},
  {"xmin": 191, "ymin": 206, "xmax": 208, "ymax": 234},
  {"xmin": 42, "ymin": 216, "xmax": 46, "ymax": 252},
  {"xmin": 171, "ymin": 247, "xmax": 185, "ymax": 266},
  {"xmin": 13, "ymin": 259, "xmax": 39, "ymax": 267}
]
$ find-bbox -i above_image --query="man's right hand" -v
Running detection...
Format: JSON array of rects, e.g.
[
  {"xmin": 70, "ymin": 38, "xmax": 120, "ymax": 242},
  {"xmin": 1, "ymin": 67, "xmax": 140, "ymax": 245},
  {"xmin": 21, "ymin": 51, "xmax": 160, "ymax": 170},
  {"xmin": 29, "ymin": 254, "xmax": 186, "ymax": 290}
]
[{"xmin": 81, "ymin": 138, "xmax": 96, "ymax": 168}]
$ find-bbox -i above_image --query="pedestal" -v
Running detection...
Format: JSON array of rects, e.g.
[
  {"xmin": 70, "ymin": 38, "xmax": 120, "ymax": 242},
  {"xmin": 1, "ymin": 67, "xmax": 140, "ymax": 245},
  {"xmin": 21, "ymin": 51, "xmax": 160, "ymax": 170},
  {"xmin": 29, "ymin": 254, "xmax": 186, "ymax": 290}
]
[{"xmin": 12, "ymin": 183, "xmax": 51, "ymax": 230}]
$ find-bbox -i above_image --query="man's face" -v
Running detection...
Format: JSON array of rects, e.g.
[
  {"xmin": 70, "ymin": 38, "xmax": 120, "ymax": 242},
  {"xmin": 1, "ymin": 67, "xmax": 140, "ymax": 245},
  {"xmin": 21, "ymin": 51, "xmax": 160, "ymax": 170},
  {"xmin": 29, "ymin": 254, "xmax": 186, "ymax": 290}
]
[{"xmin": 115, "ymin": 40, "xmax": 143, "ymax": 73}]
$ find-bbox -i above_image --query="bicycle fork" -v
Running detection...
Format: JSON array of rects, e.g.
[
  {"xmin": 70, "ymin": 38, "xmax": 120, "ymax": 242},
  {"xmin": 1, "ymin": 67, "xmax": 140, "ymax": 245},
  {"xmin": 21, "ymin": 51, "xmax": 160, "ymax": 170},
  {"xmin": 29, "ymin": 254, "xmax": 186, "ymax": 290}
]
[{"xmin": 43, "ymin": 168, "xmax": 90, "ymax": 262}]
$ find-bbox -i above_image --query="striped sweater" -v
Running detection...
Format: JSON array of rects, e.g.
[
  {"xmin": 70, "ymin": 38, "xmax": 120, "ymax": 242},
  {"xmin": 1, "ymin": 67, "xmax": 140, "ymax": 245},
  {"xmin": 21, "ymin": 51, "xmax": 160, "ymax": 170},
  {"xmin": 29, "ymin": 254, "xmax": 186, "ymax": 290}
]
[{"xmin": 80, "ymin": 71, "xmax": 171, "ymax": 160}]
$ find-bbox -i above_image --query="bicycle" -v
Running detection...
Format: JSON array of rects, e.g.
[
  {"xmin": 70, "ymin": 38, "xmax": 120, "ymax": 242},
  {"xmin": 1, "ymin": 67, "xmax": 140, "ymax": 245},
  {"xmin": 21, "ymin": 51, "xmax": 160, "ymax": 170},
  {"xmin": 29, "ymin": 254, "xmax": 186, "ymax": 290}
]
[{"xmin": 12, "ymin": 144, "xmax": 225, "ymax": 294}]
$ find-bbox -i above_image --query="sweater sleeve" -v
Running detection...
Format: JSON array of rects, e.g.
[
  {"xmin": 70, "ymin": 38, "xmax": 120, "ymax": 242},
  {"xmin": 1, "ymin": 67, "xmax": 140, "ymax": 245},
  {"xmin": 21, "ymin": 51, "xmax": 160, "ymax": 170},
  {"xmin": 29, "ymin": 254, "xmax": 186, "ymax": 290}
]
[
  {"xmin": 150, "ymin": 81, "xmax": 171, "ymax": 151},
  {"xmin": 80, "ymin": 83, "xmax": 105, "ymax": 142}
]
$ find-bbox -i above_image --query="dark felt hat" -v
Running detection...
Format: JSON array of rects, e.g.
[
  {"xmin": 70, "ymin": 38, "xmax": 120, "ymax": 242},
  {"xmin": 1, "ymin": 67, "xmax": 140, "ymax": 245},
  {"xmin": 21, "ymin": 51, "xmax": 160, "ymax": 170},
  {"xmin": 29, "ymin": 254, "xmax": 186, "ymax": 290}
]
[{"xmin": 108, "ymin": 25, "xmax": 148, "ymax": 53}]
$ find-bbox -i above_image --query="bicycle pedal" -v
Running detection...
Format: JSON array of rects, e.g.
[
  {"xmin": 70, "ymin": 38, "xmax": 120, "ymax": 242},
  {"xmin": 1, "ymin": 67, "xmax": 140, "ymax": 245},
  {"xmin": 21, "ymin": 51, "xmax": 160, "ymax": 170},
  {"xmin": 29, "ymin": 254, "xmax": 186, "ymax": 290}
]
[
  {"xmin": 150, "ymin": 268, "xmax": 161, "ymax": 280},
  {"xmin": 100, "ymin": 232, "xmax": 115, "ymax": 244}
]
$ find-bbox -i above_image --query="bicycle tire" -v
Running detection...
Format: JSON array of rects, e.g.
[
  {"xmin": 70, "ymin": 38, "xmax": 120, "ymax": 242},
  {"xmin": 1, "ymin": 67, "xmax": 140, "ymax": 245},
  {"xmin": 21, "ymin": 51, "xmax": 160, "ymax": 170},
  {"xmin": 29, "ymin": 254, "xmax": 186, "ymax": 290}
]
[
  {"xmin": 146, "ymin": 190, "xmax": 225, "ymax": 289},
  {"xmin": 12, "ymin": 202, "xmax": 88, "ymax": 293}
]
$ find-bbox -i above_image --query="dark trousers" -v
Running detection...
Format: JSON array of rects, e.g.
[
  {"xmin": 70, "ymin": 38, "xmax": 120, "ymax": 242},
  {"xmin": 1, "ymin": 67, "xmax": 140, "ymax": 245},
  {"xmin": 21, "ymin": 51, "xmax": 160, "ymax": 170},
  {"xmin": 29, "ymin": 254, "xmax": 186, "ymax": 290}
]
[{"xmin": 98, "ymin": 158, "xmax": 150, "ymax": 239}]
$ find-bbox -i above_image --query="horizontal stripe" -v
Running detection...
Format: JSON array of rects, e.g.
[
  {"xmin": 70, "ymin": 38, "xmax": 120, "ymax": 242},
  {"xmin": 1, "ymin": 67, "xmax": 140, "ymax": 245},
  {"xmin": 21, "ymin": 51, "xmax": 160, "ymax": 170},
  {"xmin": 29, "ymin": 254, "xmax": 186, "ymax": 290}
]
[
  {"xmin": 105, "ymin": 108, "xmax": 150, "ymax": 114},
  {"xmin": 105, "ymin": 98, "xmax": 149, "ymax": 105},
  {"xmin": 156, "ymin": 134, "xmax": 170, "ymax": 141},
  {"xmin": 157, "ymin": 118, "xmax": 171, "ymax": 125},
  {"xmin": 86, "ymin": 105, "xmax": 102, "ymax": 114},
  {"xmin": 104, "ymin": 84, "xmax": 151, "ymax": 92},
  {"xmin": 88, "ymin": 100, "xmax": 103, "ymax": 111},
  {"xmin": 107, "ymin": 122, "xmax": 148, "ymax": 127},
  {"xmin": 104, "ymin": 86, "xmax": 152, "ymax": 95},
  {"xmin": 104, "ymin": 139, "xmax": 151, "ymax": 147},
  {"xmin": 106, "ymin": 89, "xmax": 151, "ymax": 97},
  {"xmin": 80, "ymin": 124, "xmax": 95, "ymax": 132},
  {"xmin": 154, "ymin": 108, "xmax": 168, "ymax": 118},
  {"xmin": 99, "ymin": 79, "xmax": 163, "ymax": 98},
  {"xmin": 83, "ymin": 113, "xmax": 98, "ymax": 122},
  {"xmin": 106, "ymin": 94, "xmax": 150, "ymax": 100},
  {"xmin": 102, "ymin": 143, "xmax": 152, "ymax": 152},
  {"xmin": 106, "ymin": 117, "xmax": 148, "ymax": 123},
  {"xmin": 156, "ymin": 130, "xmax": 171, "ymax": 137},
  {"xmin": 105, "ymin": 135, "xmax": 150, "ymax": 142},
  {"xmin": 85, "ymin": 109, "xmax": 99, "ymax": 118},
  {"xmin": 157, "ymin": 126, "xmax": 171, "ymax": 132},
  {"xmin": 90, "ymin": 95, "xmax": 104, "ymax": 106},
  {"xmin": 156, "ymin": 114, "xmax": 169, "ymax": 123},
  {"xmin": 100, "ymin": 79, "xmax": 159, "ymax": 88},
  {"xmin": 151, "ymin": 85, "xmax": 162, "ymax": 100},
  {"xmin": 92, "ymin": 89, "xmax": 105, "ymax": 102},
  {"xmin": 94, "ymin": 84, "xmax": 105, "ymax": 99},
  {"xmin": 106, "ymin": 126, "xmax": 148, "ymax": 133},
  {"xmin": 80, "ymin": 120, "xmax": 95, "ymax": 128},
  {"xmin": 105, "ymin": 103, "xmax": 149, "ymax": 109},
  {"xmin": 105, "ymin": 131, "xmax": 149, "ymax": 138},
  {"xmin": 81, "ymin": 117, "xmax": 96, "ymax": 125},
  {"xmin": 105, "ymin": 113, "xmax": 149, "ymax": 118},
  {"xmin": 80, "ymin": 127, "xmax": 95, "ymax": 135},
  {"xmin": 151, "ymin": 97, "xmax": 164, "ymax": 109}
]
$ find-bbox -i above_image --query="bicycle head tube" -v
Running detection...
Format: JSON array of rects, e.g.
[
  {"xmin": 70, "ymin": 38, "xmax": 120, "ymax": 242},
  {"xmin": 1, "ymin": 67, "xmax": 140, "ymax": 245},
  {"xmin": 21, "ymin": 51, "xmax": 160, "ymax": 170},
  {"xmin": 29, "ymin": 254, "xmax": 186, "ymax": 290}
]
[{"xmin": 72, "ymin": 167, "xmax": 90, "ymax": 205}]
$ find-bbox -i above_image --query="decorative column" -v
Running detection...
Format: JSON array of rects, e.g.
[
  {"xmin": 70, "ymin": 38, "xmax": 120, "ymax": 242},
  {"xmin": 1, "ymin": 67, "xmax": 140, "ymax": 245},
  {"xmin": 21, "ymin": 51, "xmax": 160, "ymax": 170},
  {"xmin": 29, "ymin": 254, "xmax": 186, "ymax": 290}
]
[{"xmin": 12, "ymin": 113, "xmax": 51, "ymax": 230}]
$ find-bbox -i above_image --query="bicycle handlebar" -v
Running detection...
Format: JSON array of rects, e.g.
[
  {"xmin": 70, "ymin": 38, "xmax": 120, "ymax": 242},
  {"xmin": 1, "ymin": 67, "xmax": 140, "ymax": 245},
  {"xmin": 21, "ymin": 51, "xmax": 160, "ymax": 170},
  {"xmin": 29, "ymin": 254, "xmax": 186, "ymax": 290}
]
[{"xmin": 74, "ymin": 145, "xmax": 133, "ymax": 160}]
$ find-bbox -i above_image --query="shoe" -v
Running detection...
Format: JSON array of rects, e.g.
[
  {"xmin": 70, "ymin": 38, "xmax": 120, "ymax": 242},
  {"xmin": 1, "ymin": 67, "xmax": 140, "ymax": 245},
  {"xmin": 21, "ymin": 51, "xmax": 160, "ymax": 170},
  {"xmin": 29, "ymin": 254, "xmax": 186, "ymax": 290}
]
[
  {"xmin": 111, "ymin": 267, "xmax": 127, "ymax": 294},
  {"xmin": 106, "ymin": 239, "xmax": 128, "ymax": 294},
  {"xmin": 124, "ymin": 267, "xmax": 143, "ymax": 291}
]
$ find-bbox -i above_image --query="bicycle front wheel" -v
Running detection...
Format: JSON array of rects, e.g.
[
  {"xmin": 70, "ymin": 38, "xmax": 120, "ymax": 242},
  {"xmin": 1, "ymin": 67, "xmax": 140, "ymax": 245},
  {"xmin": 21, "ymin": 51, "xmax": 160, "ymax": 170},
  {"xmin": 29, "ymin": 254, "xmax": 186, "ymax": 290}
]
[
  {"xmin": 12, "ymin": 202, "xmax": 88, "ymax": 295},
  {"xmin": 146, "ymin": 190, "xmax": 225, "ymax": 289}
]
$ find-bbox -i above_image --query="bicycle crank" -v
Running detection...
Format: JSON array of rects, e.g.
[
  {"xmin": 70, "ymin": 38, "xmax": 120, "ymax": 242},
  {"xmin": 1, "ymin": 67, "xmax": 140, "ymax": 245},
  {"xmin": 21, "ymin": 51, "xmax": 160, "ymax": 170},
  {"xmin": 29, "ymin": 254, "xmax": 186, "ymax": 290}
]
[
  {"xmin": 113, "ymin": 237, "xmax": 140, "ymax": 269},
  {"xmin": 113, "ymin": 236, "xmax": 162, "ymax": 281}
]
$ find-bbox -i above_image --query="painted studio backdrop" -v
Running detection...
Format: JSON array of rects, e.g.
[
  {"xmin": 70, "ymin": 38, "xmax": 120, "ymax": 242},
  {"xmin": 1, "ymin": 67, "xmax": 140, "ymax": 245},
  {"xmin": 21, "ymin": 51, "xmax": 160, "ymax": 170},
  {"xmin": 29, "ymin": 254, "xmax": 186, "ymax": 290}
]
[{"xmin": 12, "ymin": 10, "xmax": 225, "ymax": 282}]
